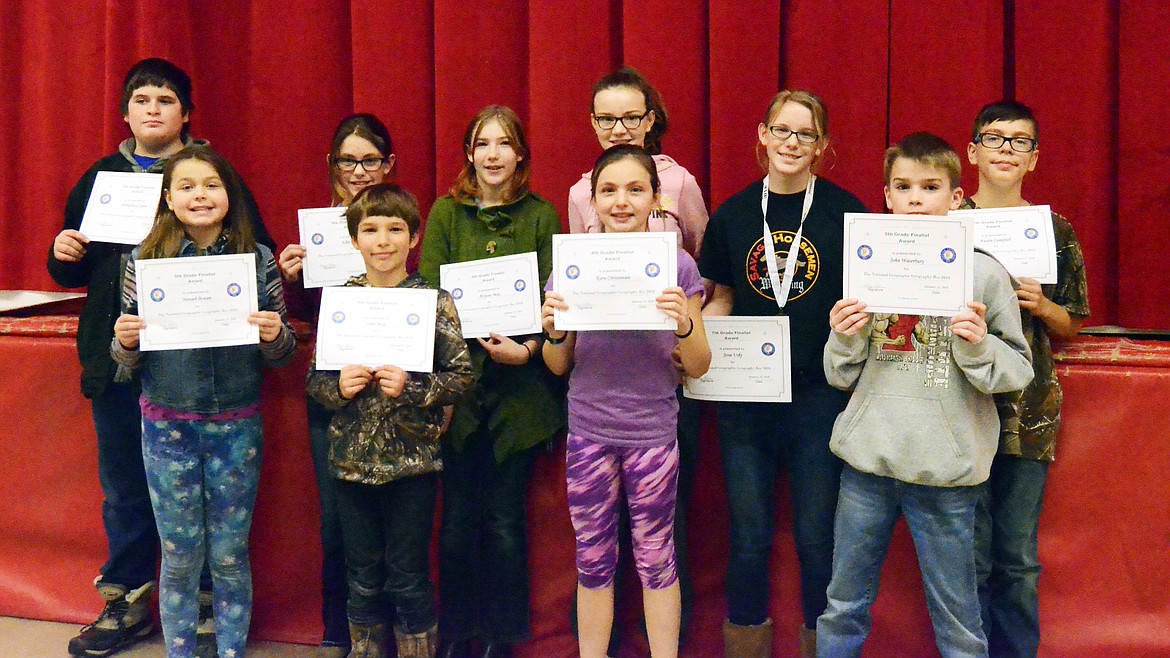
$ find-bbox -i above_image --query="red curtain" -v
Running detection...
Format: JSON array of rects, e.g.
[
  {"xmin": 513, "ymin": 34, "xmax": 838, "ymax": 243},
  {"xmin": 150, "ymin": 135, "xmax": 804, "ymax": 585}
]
[{"xmin": 3, "ymin": 1, "xmax": 1166, "ymax": 328}]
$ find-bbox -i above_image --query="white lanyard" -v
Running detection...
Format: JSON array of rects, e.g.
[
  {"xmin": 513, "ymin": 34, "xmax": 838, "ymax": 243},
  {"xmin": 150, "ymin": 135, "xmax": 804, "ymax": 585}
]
[{"xmin": 761, "ymin": 174, "xmax": 816, "ymax": 312}]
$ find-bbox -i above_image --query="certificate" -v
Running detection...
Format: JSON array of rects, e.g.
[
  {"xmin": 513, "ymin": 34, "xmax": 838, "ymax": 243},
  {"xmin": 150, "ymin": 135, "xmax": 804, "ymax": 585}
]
[
  {"xmin": 78, "ymin": 171, "xmax": 164, "ymax": 245},
  {"xmin": 684, "ymin": 316, "xmax": 792, "ymax": 403},
  {"xmin": 440, "ymin": 252, "xmax": 541, "ymax": 338},
  {"xmin": 315, "ymin": 287, "xmax": 437, "ymax": 372},
  {"xmin": 951, "ymin": 205, "xmax": 1057, "ymax": 284},
  {"xmin": 298, "ymin": 207, "xmax": 366, "ymax": 288},
  {"xmin": 551, "ymin": 232, "xmax": 677, "ymax": 331},
  {"xmin": 136, "ymin": 254, "xmax": 259, "ymax": 351},
  {"xmin": 843, "ymin": 213, "xmax": 974, "ymax": 316}
]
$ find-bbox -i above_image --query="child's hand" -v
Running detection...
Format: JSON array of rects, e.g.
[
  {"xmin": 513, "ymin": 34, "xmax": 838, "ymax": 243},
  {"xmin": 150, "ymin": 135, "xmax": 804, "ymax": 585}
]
[
  {"xmin": 376, "ymin": 365, "xmax": 408, "ymax": 398},
  {"xmin": 338, "ymin": 365, "xmax": 374, "ymax": 399},
  {"xmin": 114, "ymin": 314, "xmax": 144, "ymax": 349},
  {"xmin": 830, "ymin": 299, "xmax": 870, "ymax": 335},
  {"xmin": 249, "ymin": 311, "xmax": 284, "ymax": 342},
  {"xmin": 1015, "ymin": 277, "xmax": 1046, "ymax": 312},
  {"xmin": 656, "ymin": 286, "xmax": 688, "ymax": 333},
  {"xmin": 951, "ymin": 301, "xmax": 988, "ymax": 344},
  {"xmin": 278, "ymin": 244, "xmax": 306, "ymax": 282},
  {"xmin": 478, "ymin": 333, "xmax": 530, "ymax": 366},
  {"xmin": 53, "ymin": 229, "xmax": 89, "ymax": 263},
  {"xmin": 541, "ymin": 291, "xmax": 568, "ymax": 337}
]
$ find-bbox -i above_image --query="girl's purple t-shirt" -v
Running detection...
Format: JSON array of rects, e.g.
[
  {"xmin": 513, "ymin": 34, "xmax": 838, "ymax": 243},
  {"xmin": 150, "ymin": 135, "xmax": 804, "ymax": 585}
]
[{"xmin": 546, "ymin": 248, "xmax": 704, "ymax": 447}]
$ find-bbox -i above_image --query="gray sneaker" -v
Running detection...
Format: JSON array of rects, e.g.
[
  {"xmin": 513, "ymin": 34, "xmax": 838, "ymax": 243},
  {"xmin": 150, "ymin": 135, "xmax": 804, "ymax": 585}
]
[
  {"xmin": 67, "ymin": 580, "xmax": 157, "ymax": 657},
  {"xmin": 195, "ymin": 590, "xmax": 218, "ymax": 658}
]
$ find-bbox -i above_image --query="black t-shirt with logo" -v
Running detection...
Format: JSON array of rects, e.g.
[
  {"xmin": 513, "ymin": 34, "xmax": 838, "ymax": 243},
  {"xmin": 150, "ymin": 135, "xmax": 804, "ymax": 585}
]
[{"xmin": 699, "ymin": 178, "xmax": 869, "ymax": 385}]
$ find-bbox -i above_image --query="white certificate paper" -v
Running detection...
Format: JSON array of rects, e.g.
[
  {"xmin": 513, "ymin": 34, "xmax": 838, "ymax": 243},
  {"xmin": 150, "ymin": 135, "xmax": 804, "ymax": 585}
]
[
  {"xmin": 136, "ymin": 254, "xmax": 259, "ymax": 351},
  {"xmin": 551, "ymin": 232, "xmax": 677, "ymax": 331},
  {"xmin": 440, "ymin": 252, "xmax": 541, "ymax": 339},
  {"xmin": 951, "ymin": 205, "xmax": 1057, "ymax": 284},
  {"xmin": 684, "ymin": 316, "xmax": 792, "ymax": 403},
  {"xmin": 843, "ymin": 213, "xmax": 974, "ymax": 316},
  {"xmin": 298, "ymin": 207, "xmax": 366, "ymax": 288},
  {"xmin": 315, "ymin": 287, "xmax": 437, "ymax": 372},
  {"xmin": 79, "ymin": 171, "xmax": 164, "ymax": 245}
]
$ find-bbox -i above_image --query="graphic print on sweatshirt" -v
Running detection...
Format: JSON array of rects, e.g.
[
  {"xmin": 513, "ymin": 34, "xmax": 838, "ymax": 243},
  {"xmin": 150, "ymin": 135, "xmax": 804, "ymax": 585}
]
[
  {"xmin": 871, "ymin": 313, "xmax": 953, "ymax": 388},
  {"xmin": 743, "ymin": 230, "xmax": 820, "ymax": 302}
]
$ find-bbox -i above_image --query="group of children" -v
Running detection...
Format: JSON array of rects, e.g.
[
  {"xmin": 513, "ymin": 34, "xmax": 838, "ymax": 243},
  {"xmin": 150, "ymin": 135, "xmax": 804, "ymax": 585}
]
[{"xmin": 49, "ymin": 57, "xmax": 1088, "ymax": 658}]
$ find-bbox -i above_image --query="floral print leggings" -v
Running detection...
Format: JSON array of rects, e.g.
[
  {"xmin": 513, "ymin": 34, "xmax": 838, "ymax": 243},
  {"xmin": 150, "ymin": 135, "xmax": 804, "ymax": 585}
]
[{"xmin": 142, "ymin": 414, "xmax": 262, "ymax": 658}]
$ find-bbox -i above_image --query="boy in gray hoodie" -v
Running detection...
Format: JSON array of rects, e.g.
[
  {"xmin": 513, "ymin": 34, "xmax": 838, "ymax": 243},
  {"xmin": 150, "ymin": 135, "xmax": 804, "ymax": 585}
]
[{"xmin": 815, "ymin": 133, "xmax": 1033, "ymax": 658}]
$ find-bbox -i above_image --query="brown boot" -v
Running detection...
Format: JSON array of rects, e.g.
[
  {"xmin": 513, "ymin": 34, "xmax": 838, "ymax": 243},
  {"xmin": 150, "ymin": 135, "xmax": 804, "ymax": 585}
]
[
  {"xmin": 347, "ymin": 621, "xmax": 386, "ymax": 658},
  {"xmin": 394, "ymin": 623, "xmax": 438, "ymax": 658},
  {"xmin": 798, "ymin": 624, "xmax": 816, "ymax": 658},
  {"xmin": 723, "ymin": 618, "xmax": 772, "ymax": 658}
]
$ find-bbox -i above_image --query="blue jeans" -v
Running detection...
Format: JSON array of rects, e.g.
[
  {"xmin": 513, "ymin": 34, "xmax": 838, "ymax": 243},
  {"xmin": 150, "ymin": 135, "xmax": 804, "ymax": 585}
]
[
  {"xmin": 308, "ymin": 396, "xmax": 349, "ymax": 643},
  {"xmin": 975, "ymin": 455, "xmax": 1048, "ymax": 658},
  {"xmin": 818, "ymin": 466, "xmax": 987, "ymax": 658},
  {"xmin": 439, "ymin": 431, "xmax": 536, "ymax": 644},
  {"xmin": 718, "ymin": 386, "xmax": 848, "ymax": 628},
  {"xmin": 143, "ymin": 414, "xmax": 263, "ymax": 658},
  {"xmin": 92, "ymin": 381, "xmax": 157, "ymax": 589},
  {"xmin": 336, "ymin": 474, "xmax": 438, "ymax": 632}
]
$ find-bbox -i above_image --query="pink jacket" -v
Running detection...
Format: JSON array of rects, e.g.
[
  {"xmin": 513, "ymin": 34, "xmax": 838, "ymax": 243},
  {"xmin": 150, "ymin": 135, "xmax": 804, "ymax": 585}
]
[{"xmin": 567, "ymin": 153, "xmax": 709, "ymax": 258}]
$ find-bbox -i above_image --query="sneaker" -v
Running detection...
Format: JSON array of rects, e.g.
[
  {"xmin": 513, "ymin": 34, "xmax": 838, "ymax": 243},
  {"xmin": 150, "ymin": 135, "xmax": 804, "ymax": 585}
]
[
  {"xmin": 195, "ymin": 590, "xmax": 218, "ymax": 658},
  {"xmin": 67, "ymin": 581, "xmax": 157, "ymax": 657}
]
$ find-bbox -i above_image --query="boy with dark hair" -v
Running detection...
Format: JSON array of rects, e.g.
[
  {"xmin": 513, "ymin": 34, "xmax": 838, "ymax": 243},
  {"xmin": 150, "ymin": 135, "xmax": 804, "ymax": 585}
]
[
  {"xmin": 308, "ymin": 183, "xmax": 474, "ymax": 658},
  {"xmin": 817, "ymin": 133, "xmax": 1033, "ymax": 658},
  {"xmin": 965, "ymin": 101, "xmax": 1090, "ymax": 658},
  {"xmin": 48, "ymin": 57, "xmax": 272, "ymax": 658}
]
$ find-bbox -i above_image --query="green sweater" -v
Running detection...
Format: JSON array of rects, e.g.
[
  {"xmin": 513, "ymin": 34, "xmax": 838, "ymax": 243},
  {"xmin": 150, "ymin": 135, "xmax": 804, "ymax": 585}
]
[{"xmin": 419, "ymin": 192, "xmax": 566, "ymax": 461}]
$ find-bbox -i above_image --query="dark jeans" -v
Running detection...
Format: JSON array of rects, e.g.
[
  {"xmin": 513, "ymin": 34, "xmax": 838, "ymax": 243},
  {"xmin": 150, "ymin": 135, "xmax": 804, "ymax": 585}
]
[
  {"xmin": 439, "ymin": 431, "xmax": 536, "ymax": 644},
  {"xmin": 975, "ymin": 454, "xmax": 1049, "ymax": 658},
  {"xmin": 307, "ymin": 396, "xmax": 349, "ymax": 641},
  {"xmin": 336, "ymin": 474, "xmax": 438, "ymax": 632},
  {"xmin": 717, "ymin": 386, "xmax": 848, "ymax": 628},
  {"xmin": 92, "ymin": 380, "xmax": 157, "ymax": 589}
]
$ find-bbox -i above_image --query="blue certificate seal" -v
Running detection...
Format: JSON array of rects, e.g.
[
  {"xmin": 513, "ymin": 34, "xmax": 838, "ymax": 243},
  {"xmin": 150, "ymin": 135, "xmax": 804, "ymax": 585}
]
[
  {"xmin": 1024, "ymin": 227, "xmax": 1039, "ymax": 239},
  {"xmin": 857, "ymin": 245, "xmax": 873, "ymax": 260},
  {"xmin": 406, "ymin": 313, "xmax": 421, "ymax": 326},
  {"xmin": 311, "ymin": 233, "xmax": 325, "ymax": 245},
  {"xmin": 761, "ymin": 342, "xmax": 776, "ymax": 356},
  {"xmin": 645, "ymin": 262, "xmax": 661, "ymax": 278},
  {"xmin": 226, "ymin": 282, "xmax": 242, "ymax": 297},
  {"xmin": 331, "ymin": 311, "xmax": 346, "ymax": 323},
  {"xmin": 514, "ymin": 279, "xmax": 526, "ymax": 292},
  {"xmin": 451, "ymin": 288, "xmax": 463, "ymax": 300},
  {"xmin": 99, "ymin": 194, "xmax": 112, "ymax": 204},
  {"xmin": 940, "ymin": 248, "xmax": 957, "ymax": 263},
  {"xmin": 149, "ymin": 288, "xmax": 165, "ymax": 302},
  {"xmin": 565, "ymin": 265, "xmax": 580, "ymax": 280}
]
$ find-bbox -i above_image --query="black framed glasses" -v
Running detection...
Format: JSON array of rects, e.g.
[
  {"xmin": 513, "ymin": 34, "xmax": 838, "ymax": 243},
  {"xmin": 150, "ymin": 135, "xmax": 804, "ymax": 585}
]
[
  {"xmin": 334, "ymin": 156, "xmax": 387, "ymax": 172},
  {"xmin": 976, "ymin": 133, "xmax": 1037, "ymax": 153},
  {"xmin": 593, "ymin": 111, "xmax": 650, "ymax": 130},
  {"xmin": 767, "ymin": 125, "xmax": 820, "ymax": 144}
]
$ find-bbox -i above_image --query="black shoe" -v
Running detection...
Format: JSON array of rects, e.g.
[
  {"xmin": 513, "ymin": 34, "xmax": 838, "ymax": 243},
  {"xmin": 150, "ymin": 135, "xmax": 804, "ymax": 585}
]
[
  {"xmin": 479, "ymin": 642, "xmax": 512, "ymax": 658},
  {"xmin": 67, "ymin": 582, "xmax": 157, "ymax": 657},
  {"xmin": 195, "ymin": 591, "xmax": 217, "ymax": 658},
  {"xmin": 438, "ymin": 639, "xmax": 472, "ymax": 658}
]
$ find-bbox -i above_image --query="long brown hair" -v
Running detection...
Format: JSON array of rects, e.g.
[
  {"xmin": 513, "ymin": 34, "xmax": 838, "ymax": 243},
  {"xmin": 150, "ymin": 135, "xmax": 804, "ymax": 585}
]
[
  {"xmin": 449, "ymin": 105, "xmax": 531, "ymax": 205},
  {"xmin": 329, "ymin": 113, "xmax": 395, "ymax": 205},
  {"xmin": 592, "ymin": 66, "xmax": 669, "ymax": 155},
  {"xmin": 138, "ymin": 145, "xmax": 257, "ymax": 259}
]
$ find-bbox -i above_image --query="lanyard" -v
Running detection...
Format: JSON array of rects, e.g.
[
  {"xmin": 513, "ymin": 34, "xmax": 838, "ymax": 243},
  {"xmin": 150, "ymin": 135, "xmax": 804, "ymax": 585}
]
[{"xmin": 761, "ymin": 175, "xmax": 816, "ymax": 311}]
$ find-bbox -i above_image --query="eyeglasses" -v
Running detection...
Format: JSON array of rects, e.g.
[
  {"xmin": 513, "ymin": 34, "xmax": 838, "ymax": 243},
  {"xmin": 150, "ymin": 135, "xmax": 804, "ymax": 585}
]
[
  {"xmin": 767, "ymin": 126, "xmax": 820, "ymax": 144},
  {"xmin": 334, "ymin": 156, "xmax": 387, "ymax": 172},
  {"xmin": 593, "ymin": 111, "xmax": 650, "ymax": 131},
  {"xmin": 976, "ymin": 133, "xmax": 1037, "ymax": 153}
]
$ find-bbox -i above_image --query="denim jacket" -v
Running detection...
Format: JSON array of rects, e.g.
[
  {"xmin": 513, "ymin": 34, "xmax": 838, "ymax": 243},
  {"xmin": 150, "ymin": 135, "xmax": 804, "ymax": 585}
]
[{"xmin": 111, "ymin": 235, "xmax": 295, "ymax": 414}]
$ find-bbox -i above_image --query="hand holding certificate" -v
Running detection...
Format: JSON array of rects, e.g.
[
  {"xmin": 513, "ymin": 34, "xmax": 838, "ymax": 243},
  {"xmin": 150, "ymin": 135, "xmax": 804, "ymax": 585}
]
[
  {"xmin": 550, "ymin": 232, "xmax": 678, "ymax": 331},
  {"xmin": 135, "ymin": 254, "xmax": 259, "ymax": 351},
  {"xmin": 440, "ymin": 252, "xmax": 541, "ymax": 338},
  {"xmin": 315, "ymin": 287, "xmax": 437, "ymax": 372},
  {"xmin": 298, "ymin": 207, "xmax": 367, "ymax": 288},
  {"xmin": 842, "ymin": 213, "xmax": 974, "ymax": 316},
  {"xmin": 950, "ymin": 205, "xmax": 1057, "ymax": 283},
  {"xmin": 684, "ymin": 316, "xmax": 792, "ymax": 402},
  {"xmin": 79, "ymin": 171, "xmax": 164, "ymax": 245}
]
